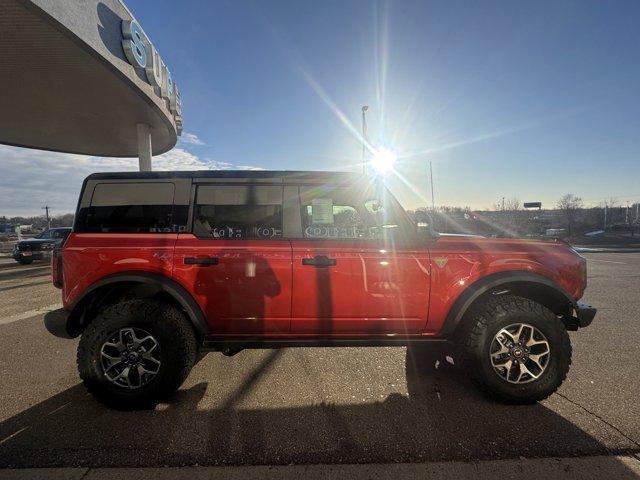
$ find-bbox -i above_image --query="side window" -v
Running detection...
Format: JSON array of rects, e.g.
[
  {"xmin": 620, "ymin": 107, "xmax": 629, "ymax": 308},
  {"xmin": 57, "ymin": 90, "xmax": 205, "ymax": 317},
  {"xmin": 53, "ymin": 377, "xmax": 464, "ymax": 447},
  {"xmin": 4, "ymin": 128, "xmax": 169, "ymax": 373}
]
[
  {"xmin": 300, "ymin": 186, "xmax": 406, "ymax": 240},
  {"xmin": 303, "ymin": 203, "xmax": 365, "ymax": 239},
  {"xmin": 194, "ymin": 185, "xmax": 283, "ymax": 239},
  {"xmin": 75, "ymin": 182, "xmax": 186, "ymax": 233}
]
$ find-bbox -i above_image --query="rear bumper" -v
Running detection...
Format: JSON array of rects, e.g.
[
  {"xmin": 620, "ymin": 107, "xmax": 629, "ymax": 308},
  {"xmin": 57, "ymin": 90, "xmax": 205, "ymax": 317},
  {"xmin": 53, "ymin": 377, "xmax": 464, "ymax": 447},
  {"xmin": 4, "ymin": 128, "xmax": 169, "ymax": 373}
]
[
  {"xmin": 563, "ymin": 302, "xmax": 597, "ymax": 330},
  {"xmin": 44, "ymin": 308, "xmax": 75, "ymax": 339}
]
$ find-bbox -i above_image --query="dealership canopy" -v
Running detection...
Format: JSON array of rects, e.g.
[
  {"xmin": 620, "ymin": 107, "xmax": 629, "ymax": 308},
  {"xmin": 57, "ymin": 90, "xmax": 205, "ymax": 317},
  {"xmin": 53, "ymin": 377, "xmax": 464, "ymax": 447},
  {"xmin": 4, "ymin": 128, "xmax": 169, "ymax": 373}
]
[{"xmin": 0, "ymin": 0, "xmax": 183, "ymax": 169}]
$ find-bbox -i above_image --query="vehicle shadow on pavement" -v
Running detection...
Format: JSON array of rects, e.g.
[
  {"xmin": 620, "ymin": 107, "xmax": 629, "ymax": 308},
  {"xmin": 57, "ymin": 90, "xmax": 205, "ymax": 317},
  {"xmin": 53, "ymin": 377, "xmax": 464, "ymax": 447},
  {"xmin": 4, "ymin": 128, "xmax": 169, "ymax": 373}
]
[
  {"xmin": 0, "ymin": 347, "xmax": 638, "ymax": 473},
  {"xmin": 0, "ymin": 265, "xmax": 51, "ymax": 282}
]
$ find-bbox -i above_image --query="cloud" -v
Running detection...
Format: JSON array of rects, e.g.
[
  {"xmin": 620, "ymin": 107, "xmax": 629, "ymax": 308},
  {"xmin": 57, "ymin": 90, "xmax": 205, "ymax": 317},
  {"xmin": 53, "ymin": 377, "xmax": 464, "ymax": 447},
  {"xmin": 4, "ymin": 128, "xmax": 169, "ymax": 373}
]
[
  {"xmin": 235, "ymin": 165, "xmax": 265, "ymax": 171},
  {"xmin": 178, "ymin": 132, "xmax": 205, "ymax": 146},
  {"xmin": 0, "ymin": 145, "xmax": 261, "ymax": 217}
]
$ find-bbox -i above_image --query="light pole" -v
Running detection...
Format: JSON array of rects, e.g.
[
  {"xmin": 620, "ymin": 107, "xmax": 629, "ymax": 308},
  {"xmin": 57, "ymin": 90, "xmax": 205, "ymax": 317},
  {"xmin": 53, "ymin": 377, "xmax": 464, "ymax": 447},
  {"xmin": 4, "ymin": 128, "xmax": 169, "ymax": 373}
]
[
  {"xmin": 361, "ymin": 106, "xmax": 368, "ymax": 175},
  {"xmin": 41, "ymin": 205, "xmax": 51, "ymax": 230},
  {"xmin": 626, "ymin": 202, "xmax": 630, "ymax": 224}
]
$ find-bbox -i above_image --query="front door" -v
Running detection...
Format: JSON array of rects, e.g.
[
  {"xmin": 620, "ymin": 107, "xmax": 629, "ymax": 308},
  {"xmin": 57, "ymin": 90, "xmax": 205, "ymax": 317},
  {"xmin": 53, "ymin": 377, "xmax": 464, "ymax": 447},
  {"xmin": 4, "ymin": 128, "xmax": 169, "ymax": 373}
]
[
  {"xmin": 173, "ymin": 184, "xmax": 292, "ymax": 335},
  {"xmin": 290, "ymin": 184, "xmax": 430, "ymax": 335}
]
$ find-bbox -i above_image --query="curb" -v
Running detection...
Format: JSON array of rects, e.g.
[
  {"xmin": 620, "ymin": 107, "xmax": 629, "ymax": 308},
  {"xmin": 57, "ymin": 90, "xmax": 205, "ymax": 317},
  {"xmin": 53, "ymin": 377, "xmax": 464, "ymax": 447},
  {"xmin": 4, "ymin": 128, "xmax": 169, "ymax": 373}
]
[{"xmin": 1, "ymin": 455, "xmax": 639, "ymax": 480}]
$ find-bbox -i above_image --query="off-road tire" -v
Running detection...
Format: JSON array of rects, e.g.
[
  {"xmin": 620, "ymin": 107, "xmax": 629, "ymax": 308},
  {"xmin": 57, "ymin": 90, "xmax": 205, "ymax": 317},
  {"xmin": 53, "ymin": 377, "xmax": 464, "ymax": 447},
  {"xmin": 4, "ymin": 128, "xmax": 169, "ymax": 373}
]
[
  {"xmin": 16, "ymin": 257, "xmax": 33, "ymax": 265},
  {"xmin": 77, "ymin": 299, "xmax": 197, "ymax": 409},
  {"xmin": 457, "ymin": 294, "xmax": 571, "ymax": 404}
]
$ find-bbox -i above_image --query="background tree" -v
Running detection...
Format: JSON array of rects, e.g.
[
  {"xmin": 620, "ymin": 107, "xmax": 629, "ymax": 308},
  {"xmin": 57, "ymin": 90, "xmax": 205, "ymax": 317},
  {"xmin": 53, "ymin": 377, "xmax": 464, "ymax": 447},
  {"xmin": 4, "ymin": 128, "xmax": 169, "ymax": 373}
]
[
  {"xmin": 504, "ymin": 198, "xmax": 521, "ymax": 212},
  {"xmin": 556, "ymin": 194, "xmax": 583, "ymax": 236}
]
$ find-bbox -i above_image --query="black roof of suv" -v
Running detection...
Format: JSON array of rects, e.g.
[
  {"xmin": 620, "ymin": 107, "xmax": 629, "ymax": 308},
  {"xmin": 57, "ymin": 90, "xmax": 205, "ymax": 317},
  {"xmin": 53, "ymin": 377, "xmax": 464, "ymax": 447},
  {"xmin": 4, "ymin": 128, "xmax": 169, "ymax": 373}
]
[{"xmin": 86, "ymin": 170, "xmax": 367, "ymax": 183}]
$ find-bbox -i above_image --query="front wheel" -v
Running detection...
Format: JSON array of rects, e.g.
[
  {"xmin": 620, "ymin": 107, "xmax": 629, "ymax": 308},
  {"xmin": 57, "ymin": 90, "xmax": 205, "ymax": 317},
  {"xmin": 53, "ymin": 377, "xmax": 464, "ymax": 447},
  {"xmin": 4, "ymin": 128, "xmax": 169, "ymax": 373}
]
[
  {"xmin": 458, "ymin": 294, "xmax": 572, "ymax": 404},
  {"xmin": 77, "ymin": 299, "xmax": 197, "ymax": 409},
  {"xmin": 15, "ymin": 256, "xmax": 33, "ymax": 265}
]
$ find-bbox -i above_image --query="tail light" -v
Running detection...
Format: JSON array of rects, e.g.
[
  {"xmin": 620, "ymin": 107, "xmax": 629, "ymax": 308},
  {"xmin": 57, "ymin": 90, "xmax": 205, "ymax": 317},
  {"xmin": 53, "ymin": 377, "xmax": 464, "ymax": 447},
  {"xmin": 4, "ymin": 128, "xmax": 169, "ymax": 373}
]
[{"xmin": 52, "ymin": 247, "xmax": 63, "ymax": 289}]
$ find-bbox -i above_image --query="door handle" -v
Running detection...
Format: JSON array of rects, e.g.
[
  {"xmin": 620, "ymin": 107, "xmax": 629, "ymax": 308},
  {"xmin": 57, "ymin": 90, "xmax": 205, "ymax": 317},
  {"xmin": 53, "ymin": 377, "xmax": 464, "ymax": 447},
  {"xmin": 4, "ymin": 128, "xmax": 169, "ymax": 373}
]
[
  {"xmin": 184, "ymin": 257, "xmax": 219, "ymax": 266},
  {"xmin": 301, "ymin": 255, "xmax": 337, "ymax": 267}
]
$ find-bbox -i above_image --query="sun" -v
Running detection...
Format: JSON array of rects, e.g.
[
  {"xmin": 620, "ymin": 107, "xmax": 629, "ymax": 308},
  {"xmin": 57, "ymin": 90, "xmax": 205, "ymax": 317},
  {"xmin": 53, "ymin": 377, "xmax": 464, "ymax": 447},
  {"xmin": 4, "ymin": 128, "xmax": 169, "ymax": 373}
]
[{"xmin": 369, "ymin": 147, "xmax": 397, "ymax": 175}]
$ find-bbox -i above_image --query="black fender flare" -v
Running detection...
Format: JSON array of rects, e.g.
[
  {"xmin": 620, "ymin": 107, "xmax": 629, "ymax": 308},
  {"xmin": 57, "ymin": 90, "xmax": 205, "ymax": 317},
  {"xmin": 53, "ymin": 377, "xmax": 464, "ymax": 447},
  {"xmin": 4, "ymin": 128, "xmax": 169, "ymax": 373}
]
[
  {"xmin": 68, "ymin": 271, "xmax": 208, "ymax": 337},
  {"xmin": 441, "ymin": 270, "xmax": 577, "ymax": 337}
]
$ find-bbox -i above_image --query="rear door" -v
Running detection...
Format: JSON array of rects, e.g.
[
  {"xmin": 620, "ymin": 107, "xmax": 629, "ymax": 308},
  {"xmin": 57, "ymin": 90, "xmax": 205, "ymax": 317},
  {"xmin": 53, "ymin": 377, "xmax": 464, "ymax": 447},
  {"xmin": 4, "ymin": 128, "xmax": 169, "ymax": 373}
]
[
  {"xmin": 173, "ymin": 183, "xmax": 292, "ymax": 335},
  {"xmin": 289, "ymin": 183, "xmax": 430, "ymax": 335}
]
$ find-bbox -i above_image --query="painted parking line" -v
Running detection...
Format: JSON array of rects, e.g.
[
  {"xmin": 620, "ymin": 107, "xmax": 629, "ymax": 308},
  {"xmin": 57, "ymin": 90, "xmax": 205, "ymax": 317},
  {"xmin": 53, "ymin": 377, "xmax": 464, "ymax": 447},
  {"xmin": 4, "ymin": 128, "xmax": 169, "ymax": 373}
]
[
  {"xmin": 588, "ymin": 259, "xmax": 628, "ymax": 264},
  {"xmin": 0, "ymin": 303, "xmax": 62, "ymax": 326},
  {"xmin": 590, "ymin": 254, "xmax": 640, "ymax": 262}
]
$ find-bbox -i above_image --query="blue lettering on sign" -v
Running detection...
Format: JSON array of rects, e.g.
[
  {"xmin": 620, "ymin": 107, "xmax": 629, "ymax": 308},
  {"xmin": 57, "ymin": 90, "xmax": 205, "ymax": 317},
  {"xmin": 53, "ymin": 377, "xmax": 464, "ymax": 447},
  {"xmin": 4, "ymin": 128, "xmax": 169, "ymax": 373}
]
[
  {"xmin": 121, "ymin": 20, "xmax": 146, "ymax": 68},
  {"xmin": 145, "ymin": 46, "xmax": 164, "ymax": 89},
  {"xmin": 121, "ymin": 20, "xmax": 182, "ymax": 134},
  {"xmin": 163, "ymin": 68, "xmax": 173, "ymax": 101}
]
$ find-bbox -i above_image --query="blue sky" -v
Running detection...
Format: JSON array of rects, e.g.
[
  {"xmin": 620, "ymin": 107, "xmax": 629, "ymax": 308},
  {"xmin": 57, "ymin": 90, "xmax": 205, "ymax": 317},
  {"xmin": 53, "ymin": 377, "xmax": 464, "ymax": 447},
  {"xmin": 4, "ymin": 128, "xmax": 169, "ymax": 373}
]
[{"xmin": 2, "ymin": 0, "xmax": 640, "ymax": 215}]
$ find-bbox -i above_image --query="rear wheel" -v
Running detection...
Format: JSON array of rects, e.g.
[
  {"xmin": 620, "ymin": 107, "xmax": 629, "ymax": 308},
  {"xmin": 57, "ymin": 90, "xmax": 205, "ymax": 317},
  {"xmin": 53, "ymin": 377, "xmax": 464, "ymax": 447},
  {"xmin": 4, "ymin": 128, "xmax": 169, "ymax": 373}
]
[
  {"xmin": 458, "ymin": 294, "xmax": 571, "ymax": 404},
  {"xmin": 77, "ymin": 299, "xmax": 197, "ymax": 409},
  {"xmin": 16, "ymin": 256, "xmax": 33, "ymax": 265}
]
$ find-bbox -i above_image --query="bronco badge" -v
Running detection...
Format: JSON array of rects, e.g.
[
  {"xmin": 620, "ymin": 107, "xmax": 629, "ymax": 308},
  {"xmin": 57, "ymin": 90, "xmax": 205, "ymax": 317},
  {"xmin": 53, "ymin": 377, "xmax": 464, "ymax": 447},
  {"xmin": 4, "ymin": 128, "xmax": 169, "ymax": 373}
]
[{"xmin": 434, "ymin": 257, "xmax": 448, "ymax": 268}]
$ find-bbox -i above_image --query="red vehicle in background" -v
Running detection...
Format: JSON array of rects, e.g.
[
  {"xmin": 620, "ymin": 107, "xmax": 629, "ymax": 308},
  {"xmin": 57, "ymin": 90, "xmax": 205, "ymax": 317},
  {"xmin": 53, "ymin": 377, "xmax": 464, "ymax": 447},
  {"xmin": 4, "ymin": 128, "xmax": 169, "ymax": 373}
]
[{"xmin": 45, "ymin": 171, "xmax": 595, "ymax": 408}]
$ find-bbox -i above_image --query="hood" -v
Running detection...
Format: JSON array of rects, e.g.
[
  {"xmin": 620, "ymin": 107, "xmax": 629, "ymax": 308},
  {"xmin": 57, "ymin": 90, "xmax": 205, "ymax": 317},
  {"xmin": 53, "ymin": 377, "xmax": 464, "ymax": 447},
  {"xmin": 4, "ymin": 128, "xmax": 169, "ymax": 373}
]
[
  {"xmin": 434, "ymin": 233, "xmax": 573, "ymax": 253},
  {"xmin": 437, "ymin": 232, "xmax": 485, "ymax": 239}
]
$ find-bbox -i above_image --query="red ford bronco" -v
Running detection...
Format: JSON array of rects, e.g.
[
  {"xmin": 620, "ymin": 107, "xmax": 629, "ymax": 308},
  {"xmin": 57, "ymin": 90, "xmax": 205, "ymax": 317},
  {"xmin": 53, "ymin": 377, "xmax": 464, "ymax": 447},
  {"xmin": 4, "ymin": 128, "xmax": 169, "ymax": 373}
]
[{"xmin": 45, "ymin": 171, "xmax": 595, "ymax": 408}]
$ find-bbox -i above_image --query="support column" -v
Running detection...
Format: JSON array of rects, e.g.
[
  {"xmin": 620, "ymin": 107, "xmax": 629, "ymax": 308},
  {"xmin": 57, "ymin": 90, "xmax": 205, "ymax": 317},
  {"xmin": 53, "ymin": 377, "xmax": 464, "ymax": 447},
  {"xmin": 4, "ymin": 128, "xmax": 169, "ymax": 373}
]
[{"xmin": 137, "ymin": 123, "xmax": 152, "ymax": 171}]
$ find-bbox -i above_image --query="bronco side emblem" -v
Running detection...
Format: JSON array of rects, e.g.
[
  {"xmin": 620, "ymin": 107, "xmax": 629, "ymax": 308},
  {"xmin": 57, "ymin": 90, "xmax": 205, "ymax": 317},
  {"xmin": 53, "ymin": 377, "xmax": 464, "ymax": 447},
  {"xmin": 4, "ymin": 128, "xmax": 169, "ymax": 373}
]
[{"xmin": 434, "ymin": 257, "xmax": 448, "ymax": 268}]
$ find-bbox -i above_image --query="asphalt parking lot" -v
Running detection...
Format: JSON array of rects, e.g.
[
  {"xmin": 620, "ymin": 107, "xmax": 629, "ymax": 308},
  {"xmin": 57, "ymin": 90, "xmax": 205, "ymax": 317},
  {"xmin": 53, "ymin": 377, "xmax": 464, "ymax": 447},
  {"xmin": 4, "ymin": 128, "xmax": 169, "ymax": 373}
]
[{"xmin": 0, "ymin": 253, "xmax": 639, "ymax": 471}]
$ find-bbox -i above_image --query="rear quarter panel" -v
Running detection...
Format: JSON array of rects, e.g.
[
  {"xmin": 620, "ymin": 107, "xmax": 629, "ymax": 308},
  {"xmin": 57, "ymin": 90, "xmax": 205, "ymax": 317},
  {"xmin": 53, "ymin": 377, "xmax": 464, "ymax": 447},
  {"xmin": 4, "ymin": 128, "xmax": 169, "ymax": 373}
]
[
  {"xmin": 62, "ymin": 233, "xmax": 178, "ymax": 308},
  {"xmin": 426, "ymin": 237, "xmax": 584, "ymax": 334}
]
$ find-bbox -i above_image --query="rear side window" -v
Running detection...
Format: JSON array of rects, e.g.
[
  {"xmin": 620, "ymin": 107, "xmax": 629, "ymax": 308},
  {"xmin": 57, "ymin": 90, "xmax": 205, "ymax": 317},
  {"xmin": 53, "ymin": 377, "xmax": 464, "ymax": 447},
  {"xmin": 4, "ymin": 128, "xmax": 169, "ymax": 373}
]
[
  {"xmin": 194, "ymin": 185, "xmax": 283, "ymax": 239},
  {"xmin": 75, "ymin": 182, "xmax": 187, "ymax": 233}
]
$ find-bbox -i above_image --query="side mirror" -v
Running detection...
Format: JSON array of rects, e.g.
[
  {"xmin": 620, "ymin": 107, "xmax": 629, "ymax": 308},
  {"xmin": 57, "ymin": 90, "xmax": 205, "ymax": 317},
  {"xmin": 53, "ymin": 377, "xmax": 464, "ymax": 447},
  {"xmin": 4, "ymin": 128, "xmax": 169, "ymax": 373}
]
[
  {"xmin": 414, "ymin": 211, "xmax": 438, "ymax": 239},
  {"xmin": 414, "ymin": 210, "xmax": 431, "ymax": 228}
]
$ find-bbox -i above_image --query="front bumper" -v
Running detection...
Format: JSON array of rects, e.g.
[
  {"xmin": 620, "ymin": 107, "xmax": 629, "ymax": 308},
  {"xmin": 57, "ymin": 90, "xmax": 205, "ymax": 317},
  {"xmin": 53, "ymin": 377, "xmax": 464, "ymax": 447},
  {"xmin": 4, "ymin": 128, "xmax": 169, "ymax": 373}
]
[
  {"xmin": 563, "ymin": 302, "xmax": 597, "ymax": 330},
  {"xmin": 13, "ymin": 250, "xmax": 44, "ymax": 260},
  {"xmin": 44, "ymin": 308, "xmax": 75, "ymax": 339},
  {"xmin": 575, "ymin": 302, "xmax": 597, "ymax": 328}
]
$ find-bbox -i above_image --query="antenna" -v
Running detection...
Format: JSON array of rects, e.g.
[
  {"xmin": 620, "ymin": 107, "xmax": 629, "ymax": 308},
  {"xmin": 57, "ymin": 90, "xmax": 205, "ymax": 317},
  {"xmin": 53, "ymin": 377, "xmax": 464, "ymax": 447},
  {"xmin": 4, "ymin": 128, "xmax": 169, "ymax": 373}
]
[
  {"xmin": 361, "ymin": 106, "xmax": 369, "ymax": 175},
  {"xmin": 429, "ymin": 161, "xmax": 435, "ymax": 211}
]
